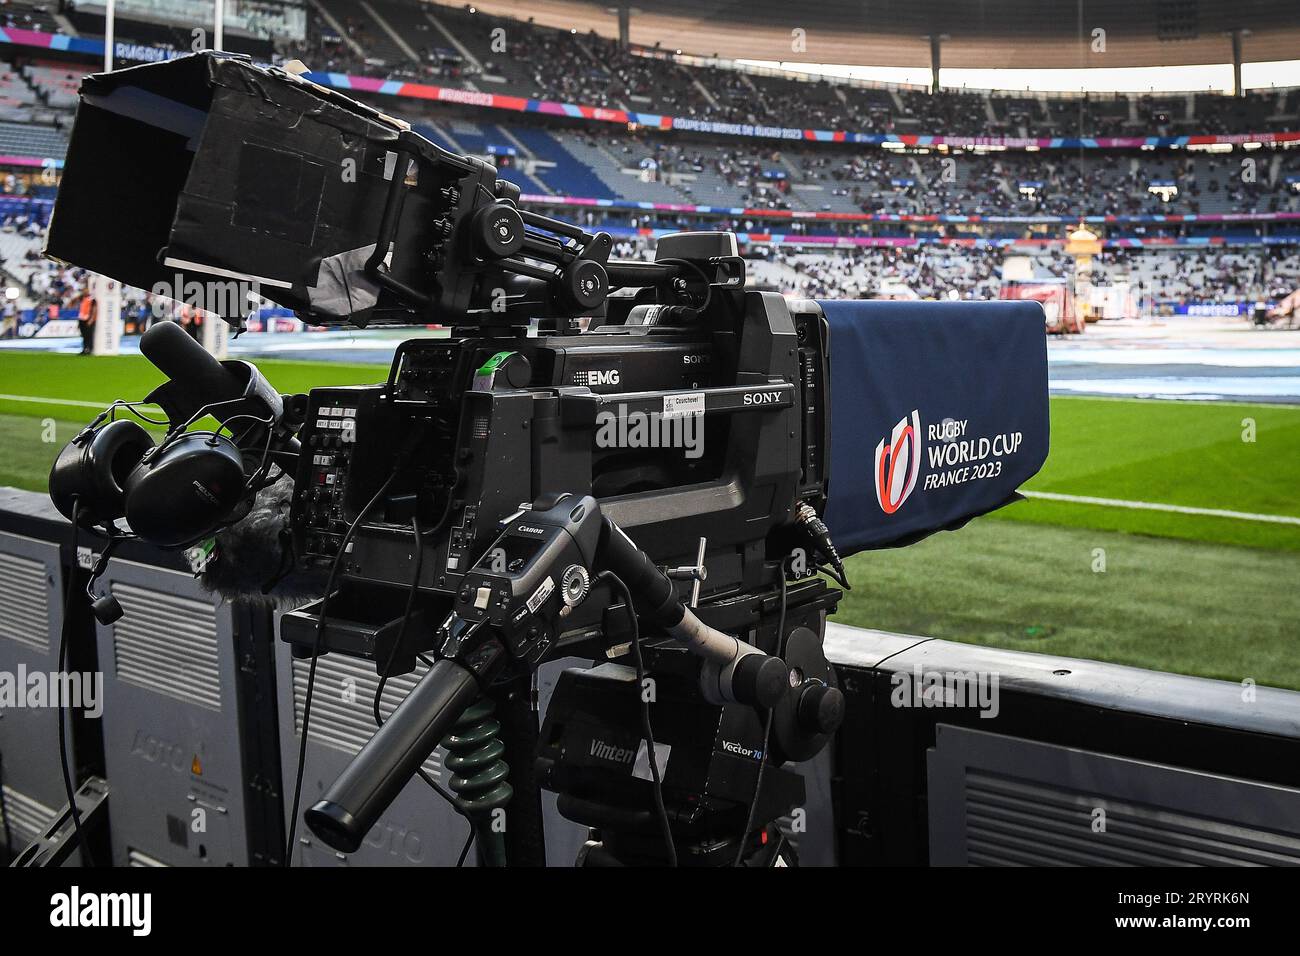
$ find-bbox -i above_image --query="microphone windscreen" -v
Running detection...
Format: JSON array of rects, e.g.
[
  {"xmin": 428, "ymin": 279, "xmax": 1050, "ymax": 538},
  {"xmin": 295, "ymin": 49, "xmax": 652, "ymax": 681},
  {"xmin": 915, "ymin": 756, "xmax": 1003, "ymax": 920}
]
[{"xmin": 197, "ymin": 475, "xmax": 325, "ymax": 606}]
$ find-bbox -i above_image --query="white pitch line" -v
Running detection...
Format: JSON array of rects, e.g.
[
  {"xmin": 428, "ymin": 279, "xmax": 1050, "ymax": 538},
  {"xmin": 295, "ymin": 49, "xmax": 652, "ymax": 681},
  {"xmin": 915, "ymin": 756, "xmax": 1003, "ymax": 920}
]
[
  {"xmin": 0, "ymin": 393, "xmax": 167, "ymax": 412},
  {"xmin": 0, "ymin": 393, "xmax": 119, "ymax": 410},
  {"xmin": 1022, "ymin": 490, "xmax": 1300, "ymax": 527}
]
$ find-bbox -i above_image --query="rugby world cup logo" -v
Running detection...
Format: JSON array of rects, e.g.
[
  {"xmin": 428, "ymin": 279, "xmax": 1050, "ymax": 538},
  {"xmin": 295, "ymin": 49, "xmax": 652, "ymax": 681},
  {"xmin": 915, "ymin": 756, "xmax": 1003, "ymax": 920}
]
[{"xmin": 875, "ymin": 410, "xmax": 922, "ymax": 514}]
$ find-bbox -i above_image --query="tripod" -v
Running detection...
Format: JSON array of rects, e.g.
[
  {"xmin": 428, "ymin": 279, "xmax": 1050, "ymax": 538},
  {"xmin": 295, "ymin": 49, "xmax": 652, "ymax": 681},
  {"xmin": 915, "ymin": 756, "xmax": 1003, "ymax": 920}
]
[
  {"xmin": 560, "ymin": 772, "xmax": 805, "ymax": 867},
  {"xmin": 534, "ymin": 577, "xmax": 841, "ymax": 867}
]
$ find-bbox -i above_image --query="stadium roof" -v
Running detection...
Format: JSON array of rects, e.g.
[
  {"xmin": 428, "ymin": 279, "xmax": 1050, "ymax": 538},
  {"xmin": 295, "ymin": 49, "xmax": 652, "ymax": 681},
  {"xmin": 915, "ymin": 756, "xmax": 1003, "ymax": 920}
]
[{"xmin": 459, "ymin": 0, "xmax": 1300, "ymax": 71}]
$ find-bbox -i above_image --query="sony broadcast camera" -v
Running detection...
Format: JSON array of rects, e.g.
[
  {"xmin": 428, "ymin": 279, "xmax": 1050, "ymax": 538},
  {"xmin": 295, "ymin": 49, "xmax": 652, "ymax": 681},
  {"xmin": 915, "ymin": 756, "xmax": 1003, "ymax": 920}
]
[
  {"xmin": 44, "ymin": 52, "xmax": 859, "ymax": 867},
  {"xmin": 44, "ymin": 53, "xmax": 1050, "ymax": 866}
]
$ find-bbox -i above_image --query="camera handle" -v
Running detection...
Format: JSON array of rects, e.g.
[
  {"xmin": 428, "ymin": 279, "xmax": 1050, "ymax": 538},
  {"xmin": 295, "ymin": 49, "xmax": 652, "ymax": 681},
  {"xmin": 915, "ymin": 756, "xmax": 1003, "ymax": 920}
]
[{"xmin": 304, "ymin": 496, "xmax": 789, "ymax": 861}]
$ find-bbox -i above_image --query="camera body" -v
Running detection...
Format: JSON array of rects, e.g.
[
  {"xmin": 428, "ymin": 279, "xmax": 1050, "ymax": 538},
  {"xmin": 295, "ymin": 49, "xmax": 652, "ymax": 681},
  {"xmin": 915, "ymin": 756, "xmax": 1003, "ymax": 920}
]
[
  {"xmin": 275, "ymin": 268, "xmax": 841, "ymax": 856},
  {"xmin": 43, "ymin": 53, "xmax": 1048, "ymax": 865},
  {"xmin": 281, "ymin": 277, "xmax": 833, "ymax": 669}
]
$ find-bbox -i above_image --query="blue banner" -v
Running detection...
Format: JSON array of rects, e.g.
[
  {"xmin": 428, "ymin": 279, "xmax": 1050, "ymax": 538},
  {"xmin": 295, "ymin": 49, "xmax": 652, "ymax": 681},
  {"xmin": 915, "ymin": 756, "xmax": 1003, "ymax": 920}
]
[{"xmin": 818, "ymin": 300, "xmax": 1050, "ymax": 554}]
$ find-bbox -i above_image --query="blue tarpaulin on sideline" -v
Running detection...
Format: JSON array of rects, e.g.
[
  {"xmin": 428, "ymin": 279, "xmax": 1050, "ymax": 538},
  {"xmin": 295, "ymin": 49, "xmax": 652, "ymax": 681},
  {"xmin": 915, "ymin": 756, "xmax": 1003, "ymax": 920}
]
[{"xmin": 817, "ymin": 299, "xmax": 1050, "ymax": 555}]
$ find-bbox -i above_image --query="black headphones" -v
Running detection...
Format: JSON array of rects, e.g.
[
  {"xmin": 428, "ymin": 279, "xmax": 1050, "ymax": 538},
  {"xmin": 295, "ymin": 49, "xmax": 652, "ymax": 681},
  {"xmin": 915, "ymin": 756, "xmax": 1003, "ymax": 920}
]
[{"xmin": 49, "ymin": 413, "xmax": 251, "ymax": 549}]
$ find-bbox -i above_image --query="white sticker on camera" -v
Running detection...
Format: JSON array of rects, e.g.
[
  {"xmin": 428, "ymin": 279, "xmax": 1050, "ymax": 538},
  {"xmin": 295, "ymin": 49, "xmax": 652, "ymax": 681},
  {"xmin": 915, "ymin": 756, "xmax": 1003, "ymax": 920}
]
[
  {"xmin": 633, "ymin": 741, "xmax": 670, "ymax": 782},
  {"xmin": 663, "ymin": 392, "xmax": 704, "ymax": 418},
  {"xmin": 526, "ymin": 576, "xmax": 555, "ymax": 614}
]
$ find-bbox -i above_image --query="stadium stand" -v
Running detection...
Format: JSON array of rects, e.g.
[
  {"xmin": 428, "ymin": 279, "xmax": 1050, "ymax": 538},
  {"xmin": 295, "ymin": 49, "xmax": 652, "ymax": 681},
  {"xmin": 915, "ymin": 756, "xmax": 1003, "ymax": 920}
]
[
  {"xmin": 0, "ymin": 0, "xmax": 1294, "ymax": 323},
  {"xmin": 21, "ymin": 64, "xmax": 78, "ymax": 111},
  {"xmin": 0, "ymin": 65, "xmax": 38, "ymax": 123},
  {"xmin": 315, "ymin": 0, "xmax": 414, "ymax": 71},
  {"xmin": 0, "ymin": 221, "xmax": 48, "ymax": 284},
  {"xmin": 507, "ymin": 126, "xmax": 619, "ymax": 200},
  {"xmin": 257, "ymin": 3, "xmax": 1297, "ymax": 140},
  {"xmin": 745, "ymin": 244, "xmax": 1300, "ymax": 305},
  {"xmin": 557, "ymin": 132, "xmax": 691, "ymax": 204},
  {"xmin": 0, "ymin": 119, "xmax": 64, "ymax": 158},
  {"xmin": 367, "ymin": 0, "xmax": 448, "ymax": 67},
  {"xmin": 0, "ymin": 1, "xmax": 60, "ymax": 34}
]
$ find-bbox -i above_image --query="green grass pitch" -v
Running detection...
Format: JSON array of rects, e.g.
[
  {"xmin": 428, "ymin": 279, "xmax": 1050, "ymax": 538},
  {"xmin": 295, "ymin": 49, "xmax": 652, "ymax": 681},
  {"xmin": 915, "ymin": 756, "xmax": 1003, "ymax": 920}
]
[{"xmin": 2, "ymin": 352, "xmax": 1297, "ymax": 688}]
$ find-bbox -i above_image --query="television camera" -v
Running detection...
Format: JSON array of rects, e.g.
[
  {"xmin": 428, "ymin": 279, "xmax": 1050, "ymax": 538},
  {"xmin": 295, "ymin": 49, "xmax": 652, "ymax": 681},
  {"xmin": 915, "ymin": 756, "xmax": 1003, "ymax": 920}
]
[{"xmin": 45, "ymin": 52, "xmax": 853, "ymax": 867}]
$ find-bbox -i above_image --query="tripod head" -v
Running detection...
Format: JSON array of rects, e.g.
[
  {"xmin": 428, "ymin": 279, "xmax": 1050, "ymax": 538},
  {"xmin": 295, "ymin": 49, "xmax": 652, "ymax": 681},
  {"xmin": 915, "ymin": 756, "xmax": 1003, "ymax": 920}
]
[{"xmin": 361, "ymin": 146, "xmax": 745, "ymax": 331}]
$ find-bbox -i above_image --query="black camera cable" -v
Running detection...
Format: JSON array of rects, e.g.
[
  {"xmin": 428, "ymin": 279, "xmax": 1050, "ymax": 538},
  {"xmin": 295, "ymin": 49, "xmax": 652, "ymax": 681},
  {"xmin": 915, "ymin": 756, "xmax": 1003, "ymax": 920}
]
[
  {"xmin": 284, "ymin": 470, "xmax": 397, "ymax": 866},
  {"xmin": 732, "ymin": 560, "xmax": 789, "ymax": 867},
  {"xmin": 595, "ymin": 569, "xmax": 677, "ymax": 867},
  {"xmin": 56, "ymin": 498, "xmax": 93, "ymax": 866},
  {"xmin": 456, "ymin": 828, "xmax": 474, "ymax": 867},
  {"xmin": 56, "ymin": 501, "xmax": 129, "ymax": 867}
]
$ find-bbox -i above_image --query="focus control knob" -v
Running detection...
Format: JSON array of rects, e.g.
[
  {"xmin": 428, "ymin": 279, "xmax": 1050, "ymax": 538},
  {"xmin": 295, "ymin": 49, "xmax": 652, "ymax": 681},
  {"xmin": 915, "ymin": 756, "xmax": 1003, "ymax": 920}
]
[
  {"xmin": 796, "ymin": 682, "xmax": 845, "ymax": 736},
  {"xmin": 732, "ymin": 653, "xmax": 787, "ymax": 710}
]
